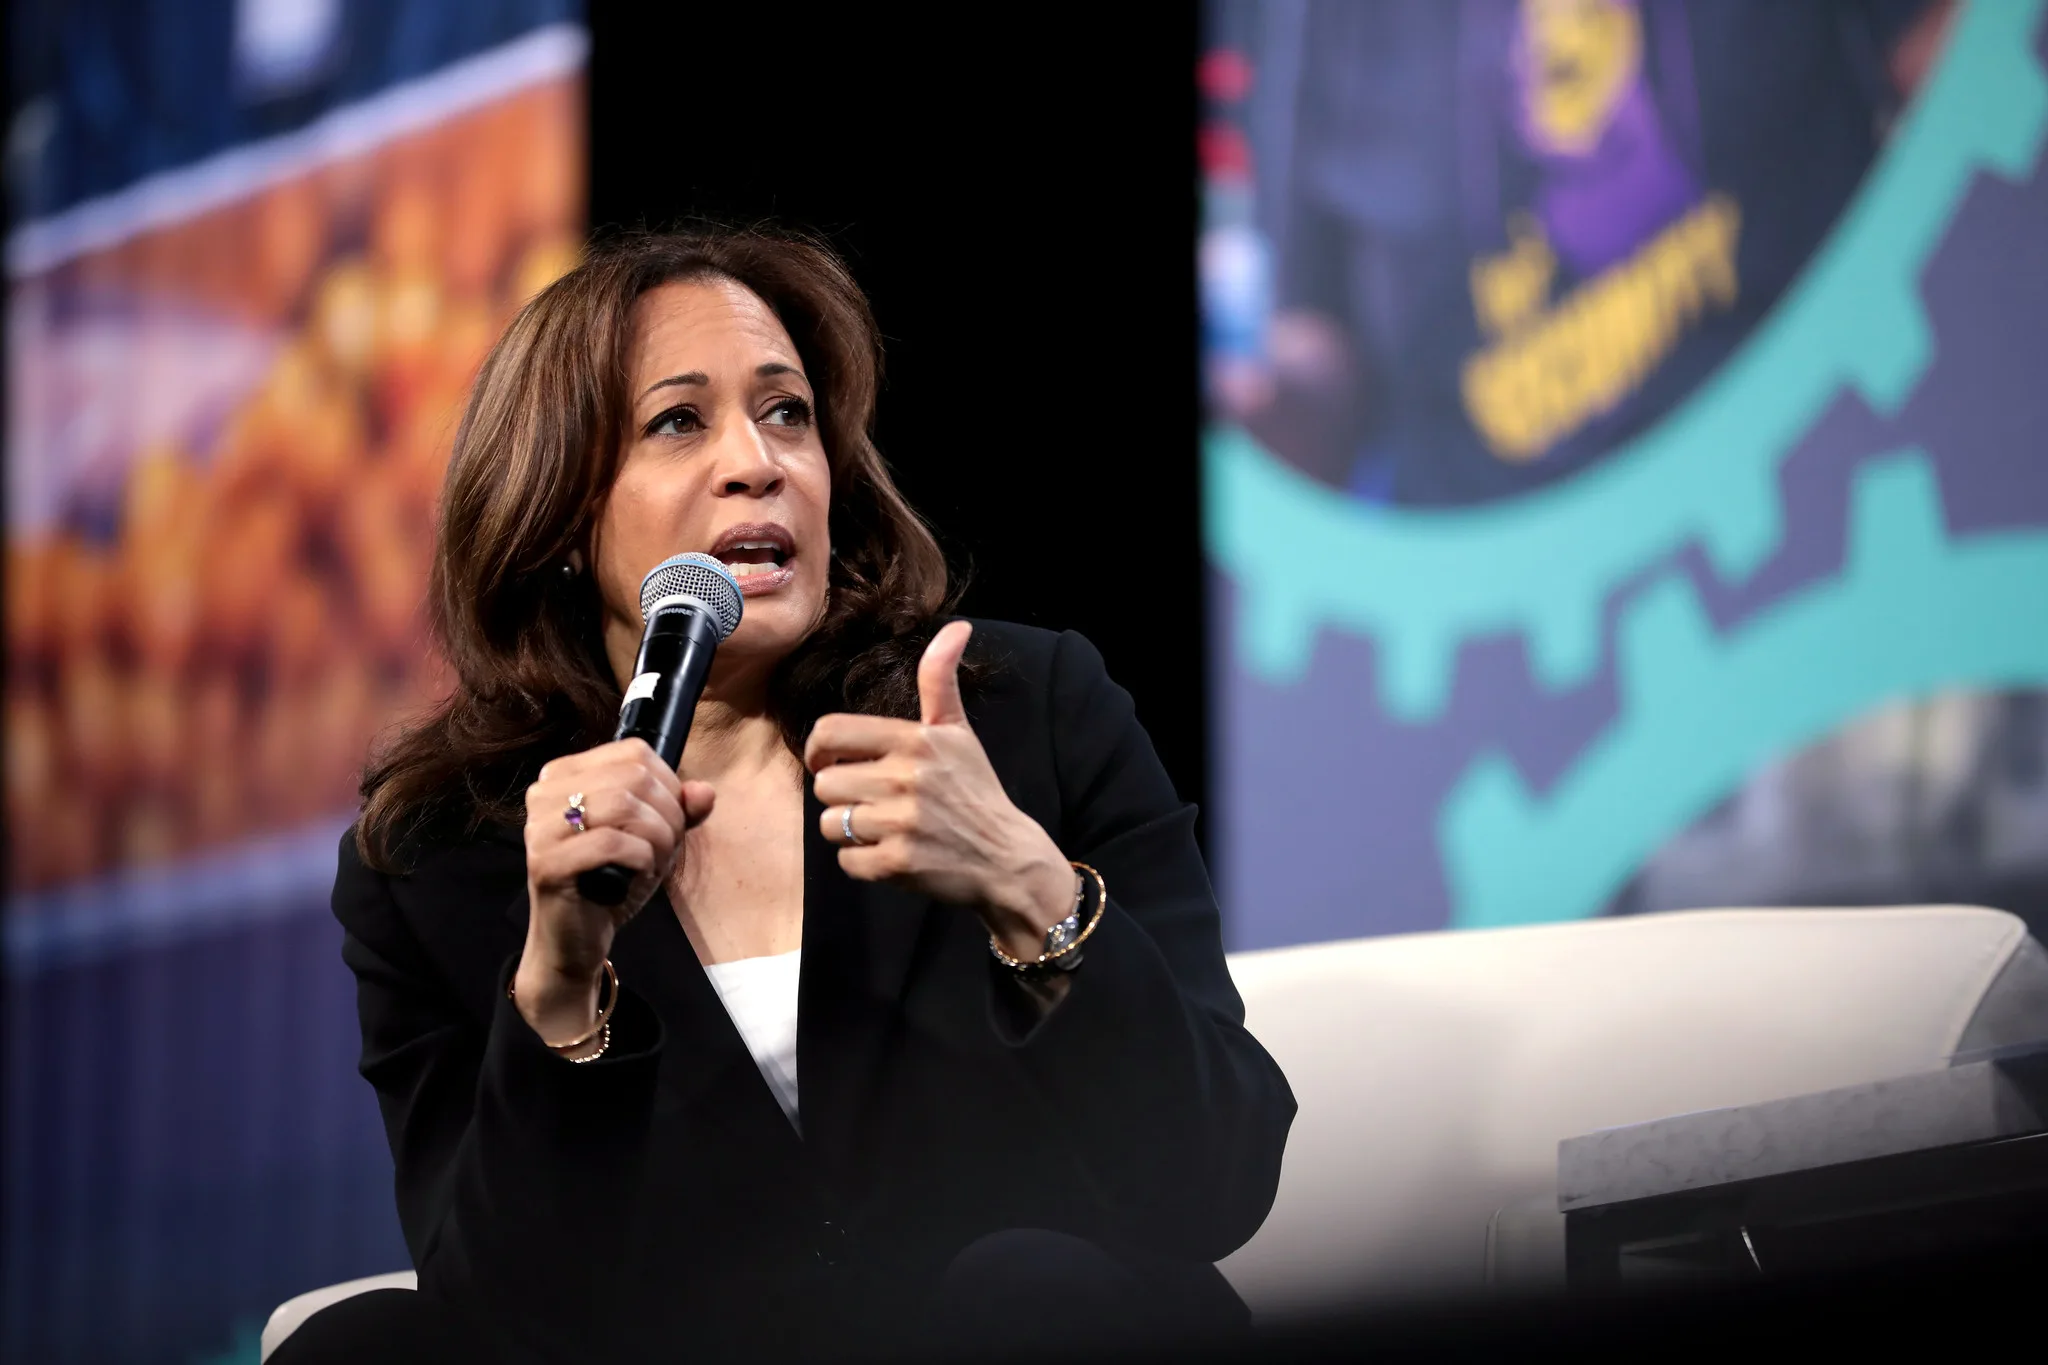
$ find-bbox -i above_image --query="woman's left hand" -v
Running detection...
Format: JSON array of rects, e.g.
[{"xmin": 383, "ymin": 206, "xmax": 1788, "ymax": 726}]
[{"xmin": 806, "ymin": 621, "xmax": 1075, "ymax": 961}]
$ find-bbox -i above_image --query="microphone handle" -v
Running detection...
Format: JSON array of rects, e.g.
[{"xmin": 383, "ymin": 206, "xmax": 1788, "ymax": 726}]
[{"xmin": 575, "ymin": 604, "xmax": 723, "ymax": 906}]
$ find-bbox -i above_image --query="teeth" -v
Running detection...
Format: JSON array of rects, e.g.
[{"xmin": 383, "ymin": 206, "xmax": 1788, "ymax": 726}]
[{"xmin": 726, "ymin": 561, "xmax": 781, "ymax": 577}]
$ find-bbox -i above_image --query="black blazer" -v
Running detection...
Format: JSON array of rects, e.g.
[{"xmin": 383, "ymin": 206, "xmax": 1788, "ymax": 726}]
[{"xmin": 333, "ymin": 622, "xmax": 1295, "ymax": 1362}]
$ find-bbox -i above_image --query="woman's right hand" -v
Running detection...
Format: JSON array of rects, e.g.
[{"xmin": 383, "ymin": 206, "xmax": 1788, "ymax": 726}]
[{"xmin": 513, "ymin": 739, "xmax": 714, "ymax": 1048}]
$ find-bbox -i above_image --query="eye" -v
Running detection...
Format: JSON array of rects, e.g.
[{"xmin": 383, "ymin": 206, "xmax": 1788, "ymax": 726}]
[
  {"xmin": 761, "ymin": 396, "xmax": 813, "ymax": 428},
  {"xmin": 644, "ymin": 405, "xmax": 701, "ymax": 438}
]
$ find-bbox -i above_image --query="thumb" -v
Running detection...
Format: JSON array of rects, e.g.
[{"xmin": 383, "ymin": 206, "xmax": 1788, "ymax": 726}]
[
  {"xmin": 918, "ymin": 620, "xmax": 973, "ymax": 726},
  {"xmin": 680, "ymin": 780, "xmax": 717, "ymax": 828}
]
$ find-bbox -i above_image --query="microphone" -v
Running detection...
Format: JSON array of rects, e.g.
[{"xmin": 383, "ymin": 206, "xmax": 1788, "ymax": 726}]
[{"xmin": 575, "ymin": 552, "xmax": 744, "ymax": 906}]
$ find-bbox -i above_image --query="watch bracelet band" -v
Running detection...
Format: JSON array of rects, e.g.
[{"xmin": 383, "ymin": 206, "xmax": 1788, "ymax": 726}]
[{"xmin": 988, "ymin": 861, "xmax": 1107, "ymax": 974}]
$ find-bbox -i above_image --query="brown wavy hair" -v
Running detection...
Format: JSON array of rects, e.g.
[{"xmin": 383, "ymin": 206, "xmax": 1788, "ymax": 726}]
[{"xmin": 356, "ymin": 227, "xmax": 958, "ymax": 869}]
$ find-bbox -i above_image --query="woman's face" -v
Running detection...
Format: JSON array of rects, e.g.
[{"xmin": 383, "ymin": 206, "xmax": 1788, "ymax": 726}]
[{"xmin": 592, "ymin": 277, "xmax": 832, "ymax": 686}]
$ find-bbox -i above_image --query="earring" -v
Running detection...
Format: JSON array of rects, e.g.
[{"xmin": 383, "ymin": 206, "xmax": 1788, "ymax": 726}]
[{"xmin": 561, "ymin": 562, "xmax": 576, "ymax": 580}]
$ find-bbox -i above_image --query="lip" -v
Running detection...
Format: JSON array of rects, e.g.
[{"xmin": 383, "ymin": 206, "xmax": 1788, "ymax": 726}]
[{"xmin": 705, "ymin": 521, "xmax": 798, "ymax": 597}]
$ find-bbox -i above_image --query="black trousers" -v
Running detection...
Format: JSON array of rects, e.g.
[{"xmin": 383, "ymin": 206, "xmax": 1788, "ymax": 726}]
[{"xmin": 269, "ymin": 1229, "xmax": 1245, "ymax": 1364}]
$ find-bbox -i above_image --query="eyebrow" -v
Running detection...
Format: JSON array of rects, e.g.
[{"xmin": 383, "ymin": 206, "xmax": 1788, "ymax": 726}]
[{"xmin": 638, "ymin": 363, "xmax": 810, "ymax": 402}]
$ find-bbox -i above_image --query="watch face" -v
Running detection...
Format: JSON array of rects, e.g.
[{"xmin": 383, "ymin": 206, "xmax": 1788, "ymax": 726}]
[{"xmin": 1044, "ymin": 914, "xmax": 1080, "ymax": 954}]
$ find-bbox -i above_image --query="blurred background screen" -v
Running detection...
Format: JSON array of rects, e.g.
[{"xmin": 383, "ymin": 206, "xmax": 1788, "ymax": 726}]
[
  {"xmin": 5, "ymin": 2, "xmax": 585, "ymax": 1359},
  {"xmin": 1200, "ymin": 0, "xmax": 2048, "ymax": 948}
]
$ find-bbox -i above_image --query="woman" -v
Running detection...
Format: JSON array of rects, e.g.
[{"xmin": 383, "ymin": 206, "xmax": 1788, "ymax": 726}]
[{"xmin": 291, "ymin": 227, "xmax": 1294, "ymax": 1363}]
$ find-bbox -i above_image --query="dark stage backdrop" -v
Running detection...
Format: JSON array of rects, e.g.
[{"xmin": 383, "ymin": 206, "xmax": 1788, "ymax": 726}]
[{"xmin": 586, "ymin": 6, "xmax": 1209, "ymax": 838}]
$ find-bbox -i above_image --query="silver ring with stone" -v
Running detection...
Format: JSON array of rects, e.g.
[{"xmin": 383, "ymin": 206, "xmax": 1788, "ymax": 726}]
[
  {"xmin": 564, "ymin": 792, "xmax": 588, "ymax": 834},
  {"xmin": 840, "ymin": 805, "xmax": 872, "ymax": 847}
]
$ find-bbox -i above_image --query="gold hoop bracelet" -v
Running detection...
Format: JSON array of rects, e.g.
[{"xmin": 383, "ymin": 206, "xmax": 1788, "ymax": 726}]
[{"xmin": 508, "ymin": 958, "xmax": 618, "ymax": 1056}]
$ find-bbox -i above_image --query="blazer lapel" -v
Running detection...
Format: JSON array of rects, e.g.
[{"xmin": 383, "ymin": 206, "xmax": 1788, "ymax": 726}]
[
  {"xmin": 797, "ymin": 784, "xmax": 932, "ymax": 1181},
  {"xmin": 614, "ymin": 894, "xmax": 820, "ymax": 1162}
]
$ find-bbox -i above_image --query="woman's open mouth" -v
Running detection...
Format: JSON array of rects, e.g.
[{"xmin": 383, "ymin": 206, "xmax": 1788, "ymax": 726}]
[{"xmin": 707, "ymin": 523, "xmax": 797, "ymax": 595}]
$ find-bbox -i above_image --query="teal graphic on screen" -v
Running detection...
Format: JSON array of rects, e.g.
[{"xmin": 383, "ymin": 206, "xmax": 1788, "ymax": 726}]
[{"xmin": 1204, "ymin": 0, "xmax": 2048, "ymax": 946}]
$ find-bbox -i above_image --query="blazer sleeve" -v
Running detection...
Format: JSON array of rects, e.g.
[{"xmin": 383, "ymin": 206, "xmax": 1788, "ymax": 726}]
[
  {"xmin": 991, "ymin": 630, "xmax": 1297, "ymax": 1262},
  {"xmin": 332, "ymin": 832, "xmax": 664, "ymax": 1354}
]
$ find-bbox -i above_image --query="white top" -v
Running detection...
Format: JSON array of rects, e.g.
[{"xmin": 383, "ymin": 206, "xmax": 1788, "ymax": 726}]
[{"xmin": 700, "ymin": 948, "xmax": 802, "ymax": 1129}]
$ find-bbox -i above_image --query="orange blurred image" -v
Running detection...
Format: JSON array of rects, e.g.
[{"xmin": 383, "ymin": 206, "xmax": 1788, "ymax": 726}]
[{"xmin": 5, "ymin": 75, "xmax": 586, "ymax": 892}]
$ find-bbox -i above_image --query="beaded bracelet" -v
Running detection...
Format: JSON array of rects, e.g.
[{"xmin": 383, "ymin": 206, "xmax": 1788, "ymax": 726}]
[{"xmin": 568, "ymin": 1022, "xmax": 610, "ymax": 1064}]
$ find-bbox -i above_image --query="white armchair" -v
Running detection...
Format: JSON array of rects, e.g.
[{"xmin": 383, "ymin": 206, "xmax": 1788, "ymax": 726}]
[{"xmin": 1217, "ymin": 904, "xmax": 2048, "ymax": 1316}]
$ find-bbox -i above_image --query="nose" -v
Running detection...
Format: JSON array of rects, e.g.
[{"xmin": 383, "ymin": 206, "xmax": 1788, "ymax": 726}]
[{"xmin": 707, "ymin": 414, "xmax": 784, "ymax": 498}]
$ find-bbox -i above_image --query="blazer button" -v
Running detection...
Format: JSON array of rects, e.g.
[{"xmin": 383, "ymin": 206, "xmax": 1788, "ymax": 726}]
[{"xmin": 814, "ymin": 1218, "xmax": 850, "ymax": 1268}]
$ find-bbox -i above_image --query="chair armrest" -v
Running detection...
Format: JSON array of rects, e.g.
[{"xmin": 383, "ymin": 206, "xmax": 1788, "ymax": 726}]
[
  {"xmin": 1484, "ymin": 1195, "xmax": 1566, "ymax": 1292},
  {"xmin": 260, "ymin": 1271, "xmax": 418, "ymax": 1360}
]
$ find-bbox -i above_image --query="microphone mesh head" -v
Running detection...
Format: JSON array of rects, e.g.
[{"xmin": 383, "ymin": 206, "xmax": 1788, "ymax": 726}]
[{"xmin": 637, "ymin": 553, "xmax": 744, "ymax": 640}]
